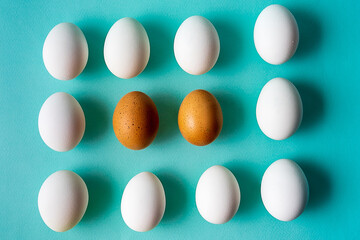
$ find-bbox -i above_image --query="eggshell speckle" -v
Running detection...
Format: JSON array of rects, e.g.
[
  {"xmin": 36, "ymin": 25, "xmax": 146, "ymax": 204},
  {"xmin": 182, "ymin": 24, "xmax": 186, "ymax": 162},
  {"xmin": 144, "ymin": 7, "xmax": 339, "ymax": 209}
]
[
  {"xmin": 254, "ymin": 4, "xmax": 299, "ymax": 65},
  {"xmin": 104, "ymin": 17, "xmax": 150, "ymax": 79},
  {"xmin": 113, "ymin": 91, "xmax": 159, "ymax": 150},
  {"xmin": 261, "ymin": 159, "xmax": 309, "ymax": 221},
  {"xmin": 196, "ymin": 165, "xmax": 240, "ymax": 224},
  {"xmin": 43, "ymin": 23, "xmax": 88, "ymax": 80},
  {"xmin": 256, "ymin": 78, "xmax": 302, "ymax": 140},
  {"xmin": 178, "ymin": 89, "xmax": 223, "ymax": 146},
  {"xmin": 174, "ymin": 16, "xmax": 220, "ymax": 75},
  {"xmin": 38, "ymin": 92, "xmax": 85, "ymax": 152},
  {"xmin": 38, "ymin": 170, "xmax": 88, "ymax": 232},
  {"xmin": 121, "ymin": 172, "xmax": 166, "ymax": 232}
]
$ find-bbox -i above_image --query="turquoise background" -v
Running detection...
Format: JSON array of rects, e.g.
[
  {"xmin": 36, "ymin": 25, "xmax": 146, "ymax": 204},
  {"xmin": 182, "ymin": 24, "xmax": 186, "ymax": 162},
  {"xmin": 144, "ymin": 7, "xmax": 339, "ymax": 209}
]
[{"xmin": 1, "ymin": 0, "xmax": 359, "ymax": 239}]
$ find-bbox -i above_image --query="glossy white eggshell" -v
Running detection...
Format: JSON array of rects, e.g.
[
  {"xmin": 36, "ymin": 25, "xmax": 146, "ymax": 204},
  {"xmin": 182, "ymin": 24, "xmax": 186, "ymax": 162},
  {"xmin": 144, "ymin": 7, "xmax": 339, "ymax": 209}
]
[
  {"xmin": 254, "ymin": 4, "xmax": 299, "ymax": 65},
  {"xmin": 196, "ymin": 165, "xmax": 240, "ymax": 224},
  {"xmin": 38, "ymin": 92, "xmax": 85, "ymax": 152},
  {"xmin": 121, "ymin": 172, "xmax": 166, "ymax": 232},
  {"xmin": 43, "ymin": 22, "xmax": 88, "ymax": 80},
  {"xmin": 256, "ymin": 77, "xmax": 302, "ymax": 140},
  {"xmin": 38, "ymin": 170, "xmax": 88, "ymax": 232},
  {"xmin": 261, "ymin": 159, "xmax": 309, "ymax": 221},
  {"xmin": 174, "ymin": 16, "xmax": 220, "ymax": 75},
  {"xmin": 104, "ymin": 17, "xmax": 150, "ymax": 79}
]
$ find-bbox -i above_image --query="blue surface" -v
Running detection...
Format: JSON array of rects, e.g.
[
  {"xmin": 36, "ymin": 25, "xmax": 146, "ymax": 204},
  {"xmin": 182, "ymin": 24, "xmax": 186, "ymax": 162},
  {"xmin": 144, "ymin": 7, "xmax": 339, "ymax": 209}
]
[{"xmin": 1, "ymin": 0, "xmax": 359, "ymax": 239}]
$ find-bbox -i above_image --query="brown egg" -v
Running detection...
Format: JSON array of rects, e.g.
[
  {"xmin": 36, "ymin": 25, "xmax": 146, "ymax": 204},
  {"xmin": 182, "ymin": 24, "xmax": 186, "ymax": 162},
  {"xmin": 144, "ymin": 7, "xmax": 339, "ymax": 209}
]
[
  {"xmin": 178, "ymin": 89, "xmax": 223, "ymax": 146},
  {"xmin": 113, "ymin": 91, "xmax": 159, "ymax": 150}
]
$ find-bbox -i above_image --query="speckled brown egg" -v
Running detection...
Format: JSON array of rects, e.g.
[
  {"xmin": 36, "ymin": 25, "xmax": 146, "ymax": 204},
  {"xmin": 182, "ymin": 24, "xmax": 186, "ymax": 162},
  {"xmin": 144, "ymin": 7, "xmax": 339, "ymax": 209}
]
[
  {"xmin": 178, "ymin": 89, "xmax": 223, "ymax": 146},
  {"xmin": 113, "ymin": 91, "xmax": 159, "ymax": 150}
]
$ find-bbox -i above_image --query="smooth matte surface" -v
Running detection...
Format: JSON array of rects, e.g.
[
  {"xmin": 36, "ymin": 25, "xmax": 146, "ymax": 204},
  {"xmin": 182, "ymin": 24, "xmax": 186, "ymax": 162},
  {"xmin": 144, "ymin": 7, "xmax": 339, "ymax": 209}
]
[{"xmin": 0, "ymin": 0, "xmax": 359, "ymax": 239}]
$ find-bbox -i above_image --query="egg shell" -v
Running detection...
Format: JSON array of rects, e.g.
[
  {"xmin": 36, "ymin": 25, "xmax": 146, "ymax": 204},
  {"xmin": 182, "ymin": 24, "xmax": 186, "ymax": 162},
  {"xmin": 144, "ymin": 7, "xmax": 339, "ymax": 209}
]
[
  {"xmin": 43, "ymin": 22, "xmax": 88, "ymax": 80},
  {"xmin": 254, "ymin": 4, "xmax": 299, "ymax": 65},
  {"xmin": 121, "ymin": 172, "xmax": 166, "ymax": 232},
  {"xmin": 178, "ymin": 89, "xmax": 223, "ymax": 146},
  {"xmin": 38, "ymin": 170, "xmax": 88, "ymax": 232},
  {"xmin": 174, "ymin": 16, "xmax": 220, "ymax": 75},
  {"xmin": 256, "ymin": 78, "xmax": 302, "ymax": 140},
  {"xmin": 104, "ymin": 17, "xmax": 150, "ymax": 79},
  {"xmin": 38, "ymin": 92, "xmax": 85, "ymax": 152},
  {"xmin": 261, "ymin": 159, "xmax": 309, "ymax": 221},
  {"xmin": 196, "ymin": 165, "xmax": 240, "ymax": 224},
  {"xmin": 113, "ymin": 91, "xmax": 159, "ymax": 150}
]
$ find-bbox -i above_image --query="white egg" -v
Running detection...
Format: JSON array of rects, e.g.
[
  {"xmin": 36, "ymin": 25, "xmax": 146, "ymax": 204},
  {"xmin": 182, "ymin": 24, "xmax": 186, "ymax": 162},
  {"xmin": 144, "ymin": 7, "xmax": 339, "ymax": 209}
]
[
  {"xmin": 43, "ymin": 23, "xmax": 88, "ymax": 80},
  {"xmin": 254, "ymin": 4, "xmax": 299, "ymax": 65},
  {"xmin": 121, "ymin": 172, "xmax": 165, "ymax": 232},
  {"xmin": 104, "ymin": 17, "xmax": 150, "ymax": 79},
  {"xmin": 196, "ymin": 165, "xmax": 240, "ymax": 224},
  {"xmin": 38, "ymin": 170, "xmax": 88, "ymax": 232},
  {"xmin": 261, "ymin": 159, "xmax": 309, "ymax": 221},
  {"xmin": 174, "ymin": 16, "xmax": 220, "ymax": 75},
  {"xmin": 38, "ymin": 92, "xmax": 85, "ymax": 152},
  {"xmin": 256, "ymin": 78, "xmax": 302, "ymax": 140}
]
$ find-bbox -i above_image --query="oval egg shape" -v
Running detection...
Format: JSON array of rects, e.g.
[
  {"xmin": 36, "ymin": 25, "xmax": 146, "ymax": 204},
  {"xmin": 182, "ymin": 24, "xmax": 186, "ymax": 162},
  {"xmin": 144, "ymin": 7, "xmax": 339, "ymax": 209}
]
[
  {"xmin": 178, "ymin": 89, "xmax": 223, "ymax": 146},
  {"xmin": 121, "ymin": 172, "xmax": 166, "ymax": 232},
  {"xmin": 104, "ymin": 17, "xmax": 150, "ymax": 79},
  {"xmin": 38, "ymin": 170, "xmax": 88, "ymax": 232},
  {"xmin": 254, "ymin": 4, "xmax": 299, "ymax": 65},
  {"xmin": 256, "ymin": 78, "xmax": 302, "ymax": 140},
  {"xmin": 43, "ymin": 22, "xmax": 88, "ymax": 80},
  {"xmin": 38, "ymin": 92, "xmax": 85, "ymax": 152},
  {"xmin": 196, "ymin": 165, "xmax": 240, "ymax": 224},
  {"xmin": 261, "ymin": 159, "xmax": 309, "ymax": 221},
  {"xmin": 174, "ymin": 16, "xmax": 220, "ymax": 75},
  {"xmin": 113, "ymin": 91, "xmax": 159, "ymax": 150}
]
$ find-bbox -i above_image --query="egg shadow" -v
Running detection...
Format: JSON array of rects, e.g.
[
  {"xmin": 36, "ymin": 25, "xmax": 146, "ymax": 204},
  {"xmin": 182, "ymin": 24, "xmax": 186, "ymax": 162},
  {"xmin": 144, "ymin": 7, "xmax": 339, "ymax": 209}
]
[
  {"xmin": 78, "ymin": 97, "xmax": 110, "ymax": 142},
  {"xmin": 213, "ymin": 91, "xmax": 244, "ymax": 141},
  {"xmin": 211, "ymin": 18, "xmax": 243, "ymax": 70},
  {"xmin": 291, "ymin": 9, "xmax": 323, "ymax": 59},
  {"xmin": 297, "ymin": 160, "xmax": 332, "ymax": 210},
  {"xmin": 80, "ymin": 172, "xmax": 115, "ymax": 222},
  {"xmin": 141, "ymin": 17, "xmax": 174, "ymax": 74},
  {"xmin": 224, "ymin": 161, "xmax": 260, "ymax": 216},
  {"xmin": 152, "ymin": 93, "xmax": 179, "ymax": 144},
  {"xmin": 79, "ymin": 20, "xmax": 109, "ymax": 76},
  {"xmin": 294, "ymin": 81, "xmax": 325, "ymax": 131},
  {"xmin": 157, "ymin": 172, "xmax": 188, "ymax": 222}
]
